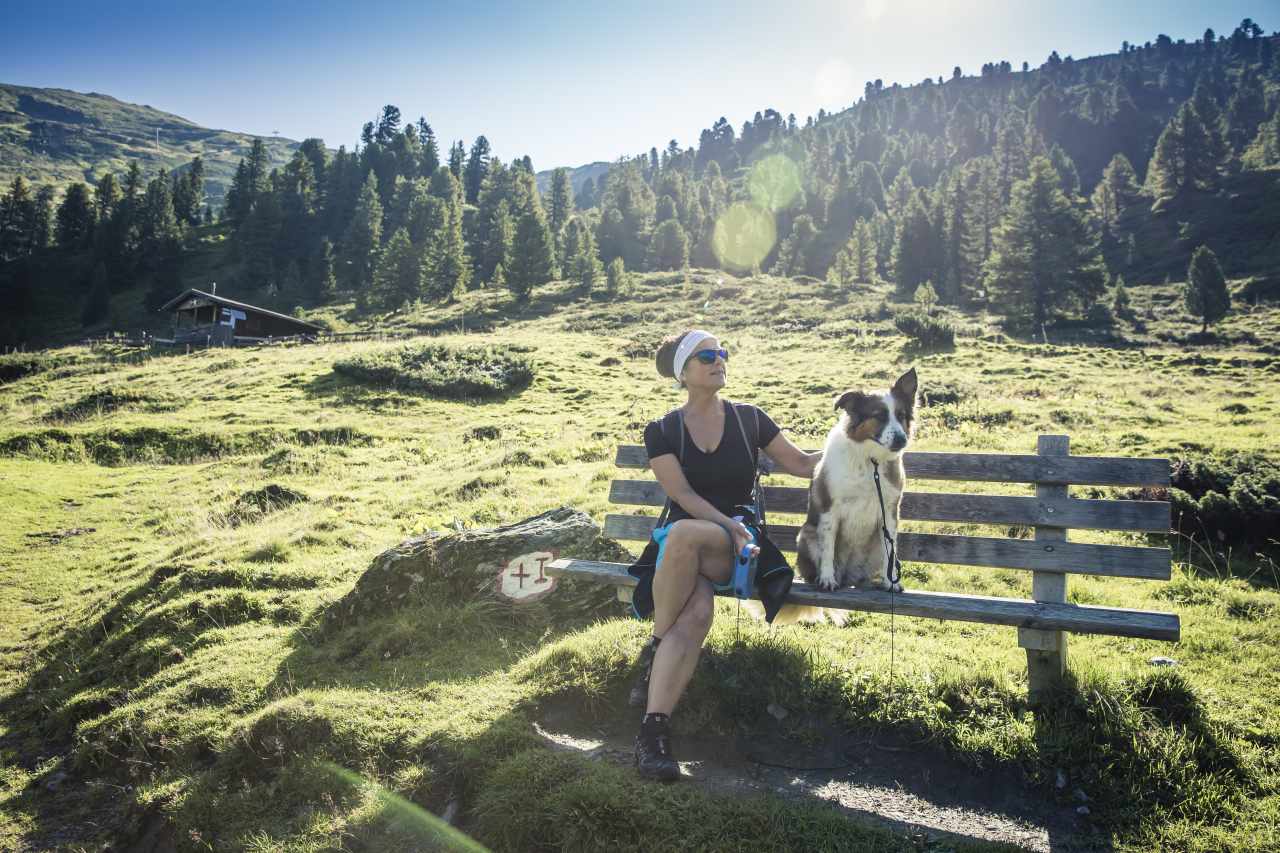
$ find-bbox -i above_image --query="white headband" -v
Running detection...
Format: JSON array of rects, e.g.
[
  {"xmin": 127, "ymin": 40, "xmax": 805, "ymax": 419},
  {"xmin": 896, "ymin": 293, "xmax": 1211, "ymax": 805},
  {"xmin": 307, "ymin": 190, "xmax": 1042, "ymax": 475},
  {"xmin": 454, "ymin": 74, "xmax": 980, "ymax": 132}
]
[{"xmin": 670, "ymin": 329, "xmax": 714, "ymax": 391}]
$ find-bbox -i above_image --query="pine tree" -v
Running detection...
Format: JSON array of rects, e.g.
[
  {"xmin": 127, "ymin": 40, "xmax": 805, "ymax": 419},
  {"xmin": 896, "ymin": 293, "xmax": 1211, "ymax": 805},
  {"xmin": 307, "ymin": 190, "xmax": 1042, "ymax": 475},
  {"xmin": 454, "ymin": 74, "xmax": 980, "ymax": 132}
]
[
  {"xmin": 1112, "ymin": 275, "xmax": 1133, "ymax": 321},
  {"xmin": 827, "ymin": 244, "xmax": 855, "ymax": 287},
  {"xmin": 5, "ymin": 176, "xmax": 39, "ymax": 258},
  {"xmin": 424, "ymin": 170, "xmax": 470, "ymax": 301},
  {"xmin": 93, "ymin": 172, "xmax": 119, "ymax": 225},
  {"xmin": 138, "ymin": 171, "xmax": 180, "ymax": 258},
  {"xmin": 238, "ymin": 185, "xmax": 280, "ymax": 292},
  {"xmin": 171, "ymin": 169, "xmax": 195, "ymax": 227},
  {"xmin": 416, "ymin": 118, "xmax": 440, "ymax": 177},
  {"xmin": 448, "ymin": 141, "xmax": 466, "ymax": 179},
  {"xmin": 344, "ymin": 172, "xmax": 383, "ymax": 294},
  {"xmin": 606, "ymin": 256, "xmax": 627, "ymax": 295},
  {"xmin": 1243, "ymin": 108, "xmax": 1280, "ymax": 168},
  {"xmin": 963, "ymin": 159, "xmax": 1000, "ymax": 284},
  {"xmin": 507, "ymin": 173, "xmax": 556, "ymax": 300},
  {"xmin": 547, "ymin": 168, "xmax": 574, "ymax": 263},
  {"xmin": 373, "ymin": 228, "xmax": 423, "ymax": 309},
  {"xmin": 1048, "ymin": 145, "xmax": 1080, "ymax": 197},
  {"xmin": 1224, "ymin": 68, "xmax": 1266, "ymax": 155},
  {"xmin": 1091, "ymin": 153, "xmax": 1140, "ymax": 224},
  {"xmin": 851, "ymin": 219, "xmax": 878, "ymax": 282},
  {"xmin": 772, "ymin": 214, "xmax": 817, "ymax": 277},
  {"xmin": 1190, "ymin": 81, "xmax": 1229, "ymax": 167},
  {"xmin": 56, "ymin": 182, "xmax": 95, "ymax": 250},
  {"xmin": 464, "ymin": 136, "xmax": 490, "ymax": 204},
  {"xmin": 595, "ymin": 159, "xmax": 655, "ymax": 270},
  {"xmin": 483, "ymin": 199, "xmax": 515, "ymax": 286},
  {"xmin": 224, "ymin": 159, "xmax": 253, "ymax": 225},
  {"xmin": 1185, "ymin": 244, "xmax": 1230, "ymax": 332},
  {"xmin": 1146, "ymin": 101, "xmax": 1221, "ymax": 197},
  {"xmin": 983, "ymin": 157, "xmax": 1107, "ymax": 327},
  {"xmin": 29, "ymin": 186, "xmax": 54, "ymax": 252},
  {"xmin": 566, "ymin": 218, "xmax": 603, "ymax": 296},
  {"xmin": 892, "ymin": 193, "xmax": 939, "ymax": 294},
  {"xmin": 649, "ymin": 219, "xmax": 690, "ymax": 270},
  {"xmin": 992, "ymin": 111, "xmax": 1031, "ymax": 202}
]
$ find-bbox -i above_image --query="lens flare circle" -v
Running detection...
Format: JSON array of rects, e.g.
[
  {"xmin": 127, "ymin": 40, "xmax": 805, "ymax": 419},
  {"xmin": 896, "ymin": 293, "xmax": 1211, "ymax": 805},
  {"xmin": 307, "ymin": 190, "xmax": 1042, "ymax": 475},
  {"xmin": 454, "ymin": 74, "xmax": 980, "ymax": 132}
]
[
  {"xmin": 747, "ymin": 154, "xmax": 802, "ymax": 213},
  {"xmin": 712, "ymin": 202, "xmax": 776, "ymax": 273}
]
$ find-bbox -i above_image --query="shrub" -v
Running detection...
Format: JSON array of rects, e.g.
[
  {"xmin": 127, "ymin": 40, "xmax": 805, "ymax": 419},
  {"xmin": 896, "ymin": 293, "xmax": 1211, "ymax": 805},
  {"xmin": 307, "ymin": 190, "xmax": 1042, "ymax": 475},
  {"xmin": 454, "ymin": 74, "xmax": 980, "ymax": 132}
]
[
  {"xmin": 892, "ymin": 310, "xmax": 955, "ymax": 349},
  {"xmin": 333, "ymin": 343, "xmax": 535, "ymax": 399},
  {"xmin": 1156, "ymin": 452, "xmax": 1280, "ymax": 547},
  {"xmin": 0, "ymin": 352, "xmax": 71, "ymax": 384}
]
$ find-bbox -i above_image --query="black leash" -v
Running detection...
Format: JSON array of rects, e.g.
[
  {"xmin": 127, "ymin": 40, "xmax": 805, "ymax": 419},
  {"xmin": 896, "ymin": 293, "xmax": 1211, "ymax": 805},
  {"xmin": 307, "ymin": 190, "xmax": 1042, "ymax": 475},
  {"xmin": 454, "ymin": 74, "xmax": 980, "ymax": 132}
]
[{"xmin": 870, "ymin": 460, "xmax": 902, "ymax": 697}]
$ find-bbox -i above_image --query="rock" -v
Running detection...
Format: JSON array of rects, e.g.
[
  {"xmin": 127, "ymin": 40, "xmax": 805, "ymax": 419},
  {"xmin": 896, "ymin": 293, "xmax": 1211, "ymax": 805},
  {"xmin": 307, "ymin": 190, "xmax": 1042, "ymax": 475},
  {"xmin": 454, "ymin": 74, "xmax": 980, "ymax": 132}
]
[
  {"xmin": 1149, "ymin": 656, "xmax": 1178, "ymax": 667},
  {"xmin": 325, "ymin": 507, "xmax": 635, "ymax": 630},
  {"xmin": 1076, "ymin": 805, "xmax": 1090, "ymax": 816},
  {"xmin": 766, "ymin": 703, "xmax": 789, "ymax": 722},
  {"xmin": 1055, "ymin": 769, "xmax": 1067, "ymax": 790},
  {"xmin": 44, "ymin": 770, "xmax": 68, "ymax": 792},
  {"xmin": 1073, "ymin": 788, "xmax": 1090, "ymax": 802}
]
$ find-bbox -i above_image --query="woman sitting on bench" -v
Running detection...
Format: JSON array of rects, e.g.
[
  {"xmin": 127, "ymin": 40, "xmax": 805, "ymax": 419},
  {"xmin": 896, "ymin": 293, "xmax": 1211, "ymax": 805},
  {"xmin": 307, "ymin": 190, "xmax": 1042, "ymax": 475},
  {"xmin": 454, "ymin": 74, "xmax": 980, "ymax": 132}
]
[{"xmin": 629, "ymin": 328, "xmax": 822, "ymax": 781}]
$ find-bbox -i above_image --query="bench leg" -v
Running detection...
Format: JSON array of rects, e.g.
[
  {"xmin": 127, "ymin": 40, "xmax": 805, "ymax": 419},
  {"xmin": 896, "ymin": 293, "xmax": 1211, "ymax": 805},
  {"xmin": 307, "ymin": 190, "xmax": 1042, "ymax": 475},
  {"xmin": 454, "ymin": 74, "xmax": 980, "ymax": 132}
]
[
  {"xmin": 1020, "ymin": 625, "xmax": 1067, "ymax": 705},
  {"xmin": 1023, "ymin": 435, "xmax": 1070, "ymax": 705}
]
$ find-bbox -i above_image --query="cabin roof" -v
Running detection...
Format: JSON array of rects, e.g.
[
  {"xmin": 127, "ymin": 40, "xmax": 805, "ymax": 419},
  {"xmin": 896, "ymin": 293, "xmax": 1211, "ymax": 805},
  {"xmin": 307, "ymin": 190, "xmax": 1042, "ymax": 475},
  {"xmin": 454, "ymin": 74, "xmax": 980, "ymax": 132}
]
[{"xmin": 157, "ymin": 289, "xmax": 324, "ymax": 331}]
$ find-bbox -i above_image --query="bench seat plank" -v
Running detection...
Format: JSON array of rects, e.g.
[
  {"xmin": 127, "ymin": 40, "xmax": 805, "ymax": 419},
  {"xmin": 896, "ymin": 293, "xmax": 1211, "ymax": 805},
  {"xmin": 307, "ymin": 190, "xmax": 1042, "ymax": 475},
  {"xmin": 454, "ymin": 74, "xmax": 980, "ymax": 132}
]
[
  {"xmin": 601, "ymin": 514, "xmax": 1171, "ymax": 580},
  {"xmin": 614, "ymin": 446, "xmax": 1170, "ymax": 487},
  {"xmin": 546, "ymin": 558, "xmax": 1180, "ymax": 641},
  {"xmin": 608, "ymin": 480, "xmax": 1170, "ymax": 532}
]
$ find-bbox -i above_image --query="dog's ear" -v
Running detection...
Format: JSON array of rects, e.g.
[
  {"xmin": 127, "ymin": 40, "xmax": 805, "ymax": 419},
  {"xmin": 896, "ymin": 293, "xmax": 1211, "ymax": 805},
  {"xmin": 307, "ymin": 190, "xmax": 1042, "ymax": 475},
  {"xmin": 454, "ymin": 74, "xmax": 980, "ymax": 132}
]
[
  {"xmin": 834, "ymin": 390, "xmax": 866, "ymax": 413},
  {"xmin": 892, "ymin": 367, "xmax": 918, "ymax": 401}
]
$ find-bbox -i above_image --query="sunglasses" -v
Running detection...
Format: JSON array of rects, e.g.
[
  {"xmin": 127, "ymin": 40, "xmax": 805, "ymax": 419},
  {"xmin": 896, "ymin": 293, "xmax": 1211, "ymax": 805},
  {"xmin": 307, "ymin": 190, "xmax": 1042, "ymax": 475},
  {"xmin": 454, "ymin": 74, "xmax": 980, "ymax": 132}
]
[{"xmin": 692, "ymin": 348, "xmax": 730, "ymax": 365}]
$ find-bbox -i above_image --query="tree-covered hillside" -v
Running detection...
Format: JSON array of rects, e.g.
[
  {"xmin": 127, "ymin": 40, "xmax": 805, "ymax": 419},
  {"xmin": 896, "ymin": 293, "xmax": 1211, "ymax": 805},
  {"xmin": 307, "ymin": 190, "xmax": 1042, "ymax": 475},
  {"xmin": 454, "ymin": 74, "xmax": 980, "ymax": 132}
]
[{"xmin": 1, "ymin": 20, "xmax": 1278, "ymax": 348}]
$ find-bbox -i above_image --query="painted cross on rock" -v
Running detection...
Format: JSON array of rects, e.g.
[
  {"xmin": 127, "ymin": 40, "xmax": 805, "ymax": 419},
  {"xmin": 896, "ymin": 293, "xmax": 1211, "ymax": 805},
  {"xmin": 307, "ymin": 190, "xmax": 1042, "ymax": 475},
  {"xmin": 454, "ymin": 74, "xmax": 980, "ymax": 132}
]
[{"xmin": 498, "ymin": 550, "xmax": 557, "ymax": 602}]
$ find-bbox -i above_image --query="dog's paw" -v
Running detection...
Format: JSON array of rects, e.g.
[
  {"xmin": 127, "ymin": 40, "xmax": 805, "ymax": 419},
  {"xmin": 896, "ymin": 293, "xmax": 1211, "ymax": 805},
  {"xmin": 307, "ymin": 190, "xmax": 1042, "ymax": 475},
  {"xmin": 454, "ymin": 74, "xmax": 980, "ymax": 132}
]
[{"xmin": 817, "ymin": 572, "xmax": 839, "ymax": 591}]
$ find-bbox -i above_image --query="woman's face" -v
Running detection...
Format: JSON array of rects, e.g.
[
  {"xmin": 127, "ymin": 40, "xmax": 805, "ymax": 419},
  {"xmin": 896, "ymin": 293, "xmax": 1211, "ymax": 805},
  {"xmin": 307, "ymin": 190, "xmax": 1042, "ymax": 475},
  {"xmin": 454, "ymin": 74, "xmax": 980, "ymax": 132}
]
[{"xmin": 680, "ymin": 336, "xmax": 726, "ymax": 391}]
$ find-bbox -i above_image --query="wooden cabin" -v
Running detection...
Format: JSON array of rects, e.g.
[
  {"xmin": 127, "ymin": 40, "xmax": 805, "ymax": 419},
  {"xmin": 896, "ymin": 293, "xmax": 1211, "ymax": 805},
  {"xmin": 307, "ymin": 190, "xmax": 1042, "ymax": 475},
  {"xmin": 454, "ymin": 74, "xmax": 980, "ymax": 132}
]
[{"xmin": 158, "ymin": 288, "xmax": 323, "ymax": 345}]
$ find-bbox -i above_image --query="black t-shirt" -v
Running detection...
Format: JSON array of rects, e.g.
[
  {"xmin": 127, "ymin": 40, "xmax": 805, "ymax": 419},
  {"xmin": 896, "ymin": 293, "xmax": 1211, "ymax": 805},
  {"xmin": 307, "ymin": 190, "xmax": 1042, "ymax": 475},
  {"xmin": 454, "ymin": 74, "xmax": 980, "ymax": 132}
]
[{"xmin": 643, "ymin": 400, "xmax": 781, "ymax": 522}]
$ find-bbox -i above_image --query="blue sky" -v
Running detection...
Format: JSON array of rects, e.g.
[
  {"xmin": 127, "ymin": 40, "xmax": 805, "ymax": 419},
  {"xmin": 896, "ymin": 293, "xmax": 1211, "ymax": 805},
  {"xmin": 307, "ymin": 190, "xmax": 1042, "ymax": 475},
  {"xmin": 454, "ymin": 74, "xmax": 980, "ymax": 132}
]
[{"xmin": 1, "ymin": 1, "xmax": 1270, "ymax": 169}]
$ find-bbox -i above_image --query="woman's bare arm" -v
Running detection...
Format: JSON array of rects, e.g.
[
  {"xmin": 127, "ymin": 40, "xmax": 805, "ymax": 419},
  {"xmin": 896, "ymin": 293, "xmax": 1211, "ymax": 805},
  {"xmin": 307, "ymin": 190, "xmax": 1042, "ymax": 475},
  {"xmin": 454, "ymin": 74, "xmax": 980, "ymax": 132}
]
[{"xmin": 763, "ymin": 432, "xmax": 822, "ymax": 479}]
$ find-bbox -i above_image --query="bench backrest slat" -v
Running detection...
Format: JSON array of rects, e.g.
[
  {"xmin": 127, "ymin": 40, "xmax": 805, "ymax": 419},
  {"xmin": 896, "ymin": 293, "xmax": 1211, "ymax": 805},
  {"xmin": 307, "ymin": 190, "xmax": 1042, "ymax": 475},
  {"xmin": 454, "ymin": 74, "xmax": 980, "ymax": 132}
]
[
  {"xmin": 607, "ymin": 479, "xmax": 1170, "ymax": 532},
  {"xmin": 614, "ymin": 446, "xmax": 1170, "ymax": 487},
  {"xmin": 603, "ymin": 514, "xmax": 1171, "ymax": 580}
]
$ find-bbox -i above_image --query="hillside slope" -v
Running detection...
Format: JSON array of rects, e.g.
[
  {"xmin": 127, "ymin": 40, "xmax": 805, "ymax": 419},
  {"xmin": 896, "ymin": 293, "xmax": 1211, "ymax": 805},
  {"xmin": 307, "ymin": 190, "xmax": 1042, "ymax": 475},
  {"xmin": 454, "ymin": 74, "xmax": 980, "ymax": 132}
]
[
  {"xmin": 0, "ymin": 272, "xmax": 1277, "ymax": 851},
  {"xmin": 0, "ymin": 83, "xmax": 300, "ymax": 205}
]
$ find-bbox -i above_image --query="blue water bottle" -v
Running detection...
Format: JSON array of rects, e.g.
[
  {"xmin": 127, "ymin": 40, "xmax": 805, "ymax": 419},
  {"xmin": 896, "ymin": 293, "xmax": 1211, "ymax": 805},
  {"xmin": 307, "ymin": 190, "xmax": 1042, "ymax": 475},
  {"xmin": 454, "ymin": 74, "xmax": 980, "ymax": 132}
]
[{"xmin": 730, "ymin": 515, "xmax": 758, "ymax": 599}]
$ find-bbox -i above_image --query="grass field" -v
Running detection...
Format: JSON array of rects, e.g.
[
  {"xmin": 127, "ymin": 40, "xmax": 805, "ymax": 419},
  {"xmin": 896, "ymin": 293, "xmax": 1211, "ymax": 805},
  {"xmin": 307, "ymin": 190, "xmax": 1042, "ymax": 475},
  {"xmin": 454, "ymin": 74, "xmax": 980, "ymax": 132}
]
[{"xmin": 1, "ymin": 271, "xmax": 1277, "ymax": 852}]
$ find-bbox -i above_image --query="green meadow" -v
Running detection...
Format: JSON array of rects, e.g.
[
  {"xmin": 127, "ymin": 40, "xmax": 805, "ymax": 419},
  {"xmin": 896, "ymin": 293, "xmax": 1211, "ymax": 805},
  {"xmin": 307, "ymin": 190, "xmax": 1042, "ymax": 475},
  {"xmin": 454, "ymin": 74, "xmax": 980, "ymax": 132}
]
[{"xmin": 1, "ymin": 272, "xmax": 1278, "ymax": 852}]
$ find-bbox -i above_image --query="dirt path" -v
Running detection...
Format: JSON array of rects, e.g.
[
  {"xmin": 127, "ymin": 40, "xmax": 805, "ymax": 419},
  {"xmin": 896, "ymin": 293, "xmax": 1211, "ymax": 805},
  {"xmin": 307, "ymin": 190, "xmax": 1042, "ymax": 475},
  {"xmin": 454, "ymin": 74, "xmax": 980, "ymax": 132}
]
[{"xmin": 535, "ymin": 701, "xmax": 1107, "ymax": 852}]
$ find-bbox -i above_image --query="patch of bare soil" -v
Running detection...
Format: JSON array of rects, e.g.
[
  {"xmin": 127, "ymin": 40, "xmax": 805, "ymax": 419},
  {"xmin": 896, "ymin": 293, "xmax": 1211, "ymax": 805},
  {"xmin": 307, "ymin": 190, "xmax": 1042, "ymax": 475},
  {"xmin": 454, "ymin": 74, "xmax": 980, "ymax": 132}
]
[{"xmin": 535, "ymin": 698, "xmax": 1108, "ymax": 853}]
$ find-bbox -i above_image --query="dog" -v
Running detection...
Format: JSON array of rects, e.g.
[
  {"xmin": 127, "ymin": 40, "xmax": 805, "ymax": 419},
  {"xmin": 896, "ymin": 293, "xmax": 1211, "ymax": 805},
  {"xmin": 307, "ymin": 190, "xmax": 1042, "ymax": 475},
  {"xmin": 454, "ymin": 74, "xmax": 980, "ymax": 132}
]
[{"xmin": 773, "ymin": 367, "xmax": 917, "ymax": 625}]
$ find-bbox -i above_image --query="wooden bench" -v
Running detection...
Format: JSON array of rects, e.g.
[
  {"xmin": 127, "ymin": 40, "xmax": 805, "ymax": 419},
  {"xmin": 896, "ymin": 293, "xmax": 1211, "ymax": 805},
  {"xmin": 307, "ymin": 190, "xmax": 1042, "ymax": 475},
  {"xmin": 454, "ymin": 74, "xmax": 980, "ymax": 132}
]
[{"xmin": 547, "ymin": 434, "xmax": 1179, "ymax": 700}]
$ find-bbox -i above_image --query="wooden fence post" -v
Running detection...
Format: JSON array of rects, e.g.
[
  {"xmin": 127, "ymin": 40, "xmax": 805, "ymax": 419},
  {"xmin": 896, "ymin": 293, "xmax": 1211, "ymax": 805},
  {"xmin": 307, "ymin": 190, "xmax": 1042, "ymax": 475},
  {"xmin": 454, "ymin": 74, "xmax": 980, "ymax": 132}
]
[{"xmin": 1019, "ymin": 434, "xmax": 1069, "ymax": 704}]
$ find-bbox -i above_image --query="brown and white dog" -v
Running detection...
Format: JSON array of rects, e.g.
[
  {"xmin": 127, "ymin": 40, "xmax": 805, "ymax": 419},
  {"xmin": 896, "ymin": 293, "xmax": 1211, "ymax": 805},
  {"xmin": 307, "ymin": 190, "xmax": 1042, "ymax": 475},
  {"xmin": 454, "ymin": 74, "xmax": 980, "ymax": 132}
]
[{"xmin": 774, "ymin": 367, "xmax": 917, "ymax": 625}]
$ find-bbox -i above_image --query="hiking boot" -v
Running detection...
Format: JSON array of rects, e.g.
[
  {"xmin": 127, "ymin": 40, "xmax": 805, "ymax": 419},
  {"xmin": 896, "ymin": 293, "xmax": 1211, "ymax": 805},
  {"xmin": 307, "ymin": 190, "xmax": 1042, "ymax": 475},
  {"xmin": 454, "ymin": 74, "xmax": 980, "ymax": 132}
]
[
  {"xmin": 628, "ymin": 637, "xmax": 660, "ymax": 708},
  {"xmin": 634, "ymin": 713, "xmax": 680, "ymax": 782}
]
